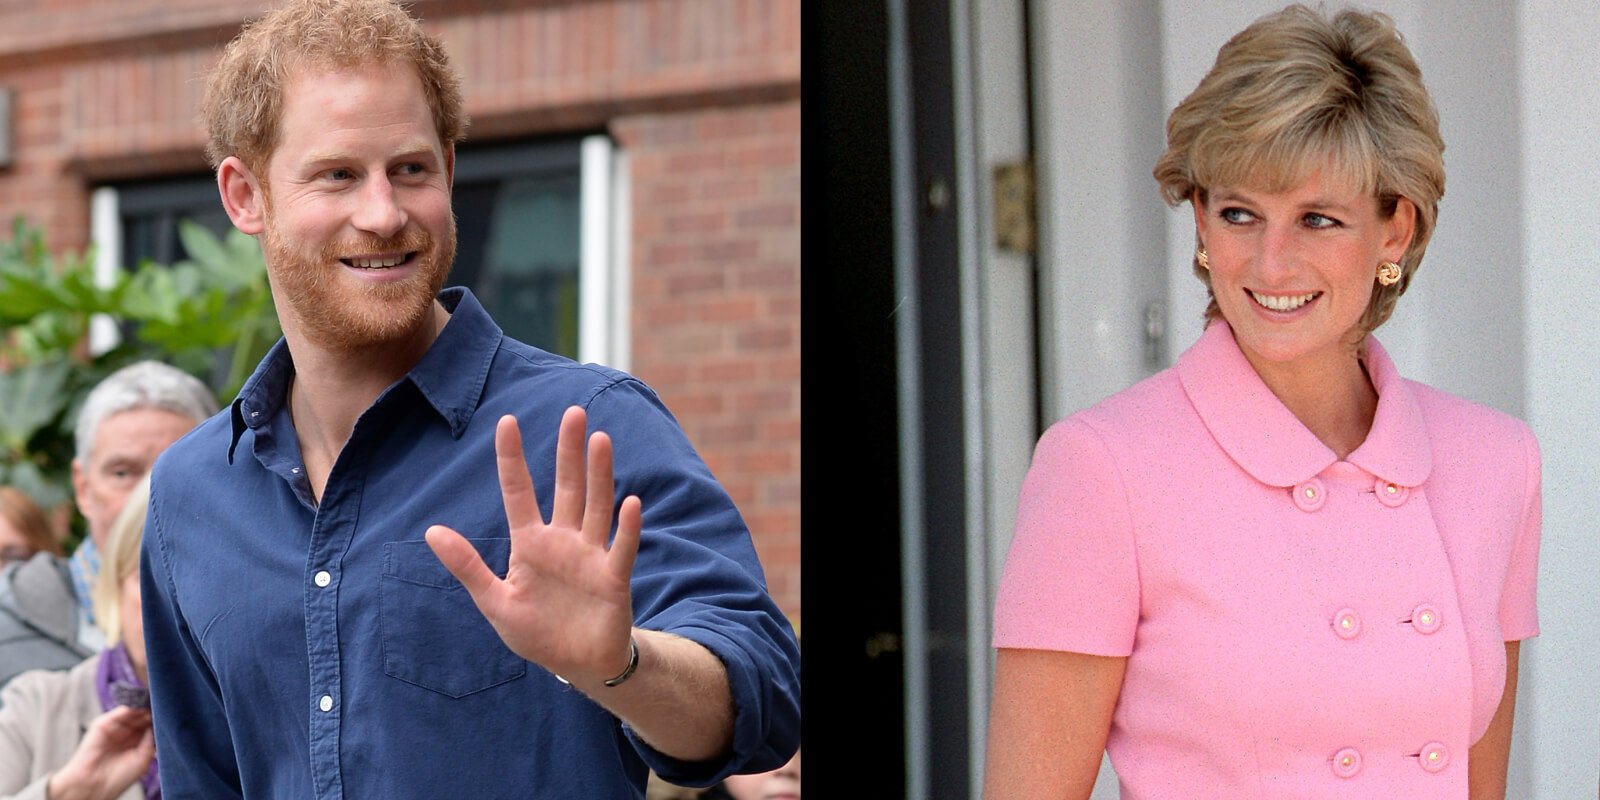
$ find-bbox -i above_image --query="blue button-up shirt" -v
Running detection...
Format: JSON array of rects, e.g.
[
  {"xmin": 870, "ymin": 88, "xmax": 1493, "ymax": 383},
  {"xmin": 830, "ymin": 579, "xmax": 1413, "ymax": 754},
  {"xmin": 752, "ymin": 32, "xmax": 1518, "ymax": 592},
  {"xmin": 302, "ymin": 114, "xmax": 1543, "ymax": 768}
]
[{"xmin": 141, "ymin": 287, "xmax": 800, "ymax": 799}]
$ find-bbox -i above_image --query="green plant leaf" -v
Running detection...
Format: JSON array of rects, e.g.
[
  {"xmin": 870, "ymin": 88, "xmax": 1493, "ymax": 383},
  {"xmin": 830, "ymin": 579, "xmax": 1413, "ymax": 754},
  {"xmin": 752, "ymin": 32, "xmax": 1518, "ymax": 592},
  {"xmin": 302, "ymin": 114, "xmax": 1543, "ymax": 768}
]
[{"xmin": 0, "ymin": 361, "xmax": 71, "ymax": 454}]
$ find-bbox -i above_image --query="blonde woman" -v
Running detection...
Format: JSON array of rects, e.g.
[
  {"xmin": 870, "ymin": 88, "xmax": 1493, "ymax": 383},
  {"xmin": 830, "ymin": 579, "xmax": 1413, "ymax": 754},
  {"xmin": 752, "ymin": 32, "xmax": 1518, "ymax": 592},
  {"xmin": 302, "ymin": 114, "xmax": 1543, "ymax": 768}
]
[
  {"xmin": 0, "ymin": 475, "xmax": 157, "ymax": 800},
  {"xmin": 985, "ymin": 6, "xmax": 1536, "ymax": 799}
]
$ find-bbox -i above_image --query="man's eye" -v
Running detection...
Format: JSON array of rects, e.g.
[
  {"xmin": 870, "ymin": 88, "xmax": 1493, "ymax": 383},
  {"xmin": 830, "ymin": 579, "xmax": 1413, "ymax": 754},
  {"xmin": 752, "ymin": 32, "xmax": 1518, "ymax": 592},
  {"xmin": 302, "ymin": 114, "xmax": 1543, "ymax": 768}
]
[{"xmin": 325, "ymin": 168, "xmax": 354, "ymax": 181}]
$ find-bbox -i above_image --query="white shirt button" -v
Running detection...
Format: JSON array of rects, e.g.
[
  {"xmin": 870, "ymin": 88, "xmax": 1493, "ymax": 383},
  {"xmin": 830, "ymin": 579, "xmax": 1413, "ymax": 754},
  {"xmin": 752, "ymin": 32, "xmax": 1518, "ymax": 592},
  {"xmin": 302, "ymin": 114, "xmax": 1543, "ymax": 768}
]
[
  {"xmin": 319, "ymin": 695, "xmax": 333, "ymax": 712},
  {"xmin": 291, "ymin": 466, "xmax": 302, "ymax": 475},
  {"xmin": 314, "ymin": 571, "xmax": 332, "ymax": 588}
]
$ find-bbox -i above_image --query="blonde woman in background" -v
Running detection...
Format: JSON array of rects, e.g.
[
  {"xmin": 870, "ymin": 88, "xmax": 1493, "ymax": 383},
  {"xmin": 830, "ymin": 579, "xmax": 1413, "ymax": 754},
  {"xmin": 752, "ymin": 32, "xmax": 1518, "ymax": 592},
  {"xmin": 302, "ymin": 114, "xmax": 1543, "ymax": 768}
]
[{"xmin": 0, "ymin": 475, "xmax": 157, "ymax": 800}]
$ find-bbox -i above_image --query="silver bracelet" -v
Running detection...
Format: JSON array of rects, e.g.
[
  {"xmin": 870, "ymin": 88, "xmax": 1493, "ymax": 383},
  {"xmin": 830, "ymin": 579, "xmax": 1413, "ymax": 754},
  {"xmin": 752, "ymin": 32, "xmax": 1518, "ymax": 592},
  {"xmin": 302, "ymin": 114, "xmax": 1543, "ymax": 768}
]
[{"xmin": 603, "ymin": 635, "xmax": 640, "ymax": 688}]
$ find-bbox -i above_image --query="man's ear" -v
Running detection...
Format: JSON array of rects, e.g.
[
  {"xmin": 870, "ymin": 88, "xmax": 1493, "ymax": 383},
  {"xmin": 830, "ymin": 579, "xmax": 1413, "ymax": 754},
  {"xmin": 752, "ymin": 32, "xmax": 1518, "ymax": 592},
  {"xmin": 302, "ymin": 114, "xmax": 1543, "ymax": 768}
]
[
  {"xmin": 444, "ymin": 143, "xmax": 456, "ymax": 190},
  {"xmin": 218, "ymin": 156, "xmax": 266, "ymax": 235}
]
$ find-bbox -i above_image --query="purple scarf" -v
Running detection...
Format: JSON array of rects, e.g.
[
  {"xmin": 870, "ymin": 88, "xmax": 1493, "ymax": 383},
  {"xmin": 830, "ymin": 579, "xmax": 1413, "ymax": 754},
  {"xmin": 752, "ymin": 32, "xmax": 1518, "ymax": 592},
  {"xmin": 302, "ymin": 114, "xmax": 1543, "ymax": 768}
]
[{"xmin": 94, "ymin": 643, "xmax": 160, "ymax": 800}]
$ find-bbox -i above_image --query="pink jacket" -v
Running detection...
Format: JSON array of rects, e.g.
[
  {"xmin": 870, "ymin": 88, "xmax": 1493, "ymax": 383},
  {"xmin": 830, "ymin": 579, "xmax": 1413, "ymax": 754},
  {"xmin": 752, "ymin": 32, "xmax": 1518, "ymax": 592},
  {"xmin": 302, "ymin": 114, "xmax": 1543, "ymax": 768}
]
[{"xmin": 993, "ymin": 321, "xmax": 1541, "ymax": 799}]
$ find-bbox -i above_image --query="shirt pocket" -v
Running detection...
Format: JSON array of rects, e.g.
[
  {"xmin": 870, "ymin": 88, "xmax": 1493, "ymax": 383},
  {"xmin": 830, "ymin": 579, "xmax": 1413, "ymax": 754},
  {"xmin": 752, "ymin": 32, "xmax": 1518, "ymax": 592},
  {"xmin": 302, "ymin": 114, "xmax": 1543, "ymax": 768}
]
[{"xmin": 380, "ymin": 538, "xmax": 528, "ymax": 698}]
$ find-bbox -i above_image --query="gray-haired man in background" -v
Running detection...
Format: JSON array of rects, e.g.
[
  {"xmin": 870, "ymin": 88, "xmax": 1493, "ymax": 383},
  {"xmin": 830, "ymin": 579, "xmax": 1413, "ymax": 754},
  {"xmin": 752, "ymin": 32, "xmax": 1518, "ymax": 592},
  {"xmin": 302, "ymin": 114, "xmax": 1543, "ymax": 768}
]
[{"xmin": 0, "ymin": 360, "xmax": 215, "ymax": 686}]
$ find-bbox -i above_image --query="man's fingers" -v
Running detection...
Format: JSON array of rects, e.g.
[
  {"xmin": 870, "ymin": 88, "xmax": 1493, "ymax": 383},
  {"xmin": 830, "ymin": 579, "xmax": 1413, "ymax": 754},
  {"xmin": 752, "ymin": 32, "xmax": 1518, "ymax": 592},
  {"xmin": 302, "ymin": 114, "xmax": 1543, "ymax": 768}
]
[
  {"xmin": 425, "ymin": 525, "xmax": 502, "ymax": 599},
  {"xmin": 551, "ymin": 406, "xmax": 588, "ymax": 531},
  {"xmin": 581, "ymin": 431, "xmax": 616, "ymax": 548},
  {"xmin": 607, "ymin": 495, "xmax": 643, "ymax": 577},
  {"xmin": 495, "ymin": 415, "xmax": 541, "ymax": 531}
]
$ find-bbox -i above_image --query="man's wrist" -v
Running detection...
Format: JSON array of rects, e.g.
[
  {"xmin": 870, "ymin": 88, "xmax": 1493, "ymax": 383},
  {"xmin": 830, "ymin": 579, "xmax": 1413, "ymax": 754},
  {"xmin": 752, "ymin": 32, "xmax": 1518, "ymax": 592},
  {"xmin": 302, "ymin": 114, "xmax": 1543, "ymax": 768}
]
[{"xmin": 603, "ymin": 635, "xmax": 640, "ymax": 687}]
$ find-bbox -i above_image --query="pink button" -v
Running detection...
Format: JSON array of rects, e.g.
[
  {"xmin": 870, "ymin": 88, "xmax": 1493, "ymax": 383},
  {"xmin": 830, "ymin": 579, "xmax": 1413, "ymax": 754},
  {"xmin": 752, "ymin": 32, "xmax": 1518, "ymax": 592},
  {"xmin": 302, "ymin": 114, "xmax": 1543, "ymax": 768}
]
[
  {"xmin": 1374, "ymin": 479, "xmax": 1409, "ymax": 507},
  {"xmin": 1332, "ymin": 608, "xmax": 1361, "ymax": 640},
  {"xmin": 1331, "ymin": 747, "xmax": 1361, "ymax": 778},
  {"xmin": 1292, "ymin": 479, "xmax": 1326, "ymax": 512},
  {"xmin": 1418, "ymin": 742, "xmax": 1449, "ymax": 773},
  {"xmin": 1409, "ymin": 604, "xmax": 1442, "ymax": 635}
]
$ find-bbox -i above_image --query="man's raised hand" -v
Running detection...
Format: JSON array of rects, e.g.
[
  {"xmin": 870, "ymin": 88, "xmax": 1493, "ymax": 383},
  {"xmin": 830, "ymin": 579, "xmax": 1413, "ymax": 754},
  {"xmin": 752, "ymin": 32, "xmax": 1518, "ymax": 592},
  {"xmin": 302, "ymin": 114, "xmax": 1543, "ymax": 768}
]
[{"xmin": 425, "ymin": 406, "xmax": 642, "ymax": 687}]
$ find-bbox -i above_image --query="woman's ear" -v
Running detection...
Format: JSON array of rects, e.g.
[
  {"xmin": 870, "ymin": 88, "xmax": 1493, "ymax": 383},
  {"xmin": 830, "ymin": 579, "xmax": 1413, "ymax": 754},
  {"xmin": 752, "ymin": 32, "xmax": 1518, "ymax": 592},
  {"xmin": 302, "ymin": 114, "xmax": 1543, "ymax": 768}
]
[
  {"xmin": 217, "ymin": 156, "xmax": 266, "ymax": 235},
  {"xmin": 1384, "ymin": 197, "xmax": 1418, "ymax": 262},
  {"xmin": 1191, "ymin": 191, "xmax": 1209, "ymax": 247}
]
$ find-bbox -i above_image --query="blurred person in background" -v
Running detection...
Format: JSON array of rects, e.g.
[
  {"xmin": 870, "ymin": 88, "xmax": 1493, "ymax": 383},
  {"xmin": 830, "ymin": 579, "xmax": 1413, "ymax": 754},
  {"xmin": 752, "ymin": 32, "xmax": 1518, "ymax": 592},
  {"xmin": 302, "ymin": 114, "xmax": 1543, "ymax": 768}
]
[
  {"xmin": 68, "ymin": 362, "xmax": 217, "ymax": 628},
  {"xmin": 0, "ymin": 361, "xmax": 213, "ymax": 689},
  {"xmin": 714, "ymin": 748, "xmax": 801, "ymax": 800},
  {"xmin": 0, "ymin": 488, "xmax": 61, "ymax": 566},
  {"xmin": 649, "ymin": 746, "xmax": 801, "ymax": 800},
  {"xmin": 0, "ymin": 474, "xmax": 158, "ymax": 800},
  {"xmin": 0, "ymin": 487, "xmax": 84, "ymax": 686}
]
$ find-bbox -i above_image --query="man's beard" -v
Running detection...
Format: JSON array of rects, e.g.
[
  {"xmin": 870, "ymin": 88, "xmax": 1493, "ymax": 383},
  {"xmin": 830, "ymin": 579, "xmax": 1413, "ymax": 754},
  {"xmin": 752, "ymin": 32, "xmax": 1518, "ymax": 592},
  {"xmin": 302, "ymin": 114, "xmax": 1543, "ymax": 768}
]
[{"xmin": 260, "ymin": 207, "xmax": 456, "ymax": 352}]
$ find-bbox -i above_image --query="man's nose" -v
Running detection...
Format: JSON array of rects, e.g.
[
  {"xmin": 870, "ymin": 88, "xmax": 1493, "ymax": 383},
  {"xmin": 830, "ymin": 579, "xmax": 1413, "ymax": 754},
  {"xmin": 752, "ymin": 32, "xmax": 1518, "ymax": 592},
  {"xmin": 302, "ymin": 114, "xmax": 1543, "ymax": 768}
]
[{"xmin": 351, "ymin": 176, "xmax": 408, "ymax": 239}]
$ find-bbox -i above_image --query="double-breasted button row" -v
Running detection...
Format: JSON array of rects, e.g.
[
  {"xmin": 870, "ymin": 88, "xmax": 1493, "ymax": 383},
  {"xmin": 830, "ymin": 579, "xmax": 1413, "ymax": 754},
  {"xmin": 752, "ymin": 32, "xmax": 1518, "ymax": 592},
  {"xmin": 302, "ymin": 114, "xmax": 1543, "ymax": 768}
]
[
  {"xmin": 1328, "ymin": 604, "xmax": 1443, "ymax": 639},
  {"xmin": 1407, "ymin": 604, "xmax": 1442, "ymax": 635},
  {"xmin": 1290, "ymin": 478, "xmax": 1412, "ymax": 511},
  {"xmin": 1292, "ymin": 479, "xmax": 1326, "ymax": 512},
  {"xmin": 1374, "ymin": 478, "xmax": 1410, "ymax": 507},
  {"xmin": 1332, "ymin": 608, "xmax": 1361, "ymax": 640},
  {"xmin": 1416, "ymin": 742, "xmax": 1449, "ymax": 773},
  {"xmin": 1328, "ymin": 742, "xmax": 1450, "ymax": 778}
]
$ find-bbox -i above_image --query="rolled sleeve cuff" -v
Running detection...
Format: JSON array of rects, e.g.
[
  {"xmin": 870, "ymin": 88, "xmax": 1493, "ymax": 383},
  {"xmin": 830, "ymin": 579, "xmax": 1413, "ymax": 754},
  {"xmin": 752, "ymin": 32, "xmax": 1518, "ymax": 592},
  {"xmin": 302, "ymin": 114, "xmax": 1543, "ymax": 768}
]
[{"xmin": 622, "ymin": 624, "xmax": 797, "ymax": 787}]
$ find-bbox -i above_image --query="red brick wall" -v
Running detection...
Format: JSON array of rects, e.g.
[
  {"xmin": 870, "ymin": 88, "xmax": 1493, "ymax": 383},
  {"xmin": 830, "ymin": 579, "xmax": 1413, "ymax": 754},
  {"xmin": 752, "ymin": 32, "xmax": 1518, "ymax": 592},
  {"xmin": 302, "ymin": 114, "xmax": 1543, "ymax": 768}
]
[
  {"xmin": 0, "ymin": 0, "xmax": 802, "ymax": 626},
  {"xmin": 616, "ymin": 101, "xmax": 801, "ymax": 625}
]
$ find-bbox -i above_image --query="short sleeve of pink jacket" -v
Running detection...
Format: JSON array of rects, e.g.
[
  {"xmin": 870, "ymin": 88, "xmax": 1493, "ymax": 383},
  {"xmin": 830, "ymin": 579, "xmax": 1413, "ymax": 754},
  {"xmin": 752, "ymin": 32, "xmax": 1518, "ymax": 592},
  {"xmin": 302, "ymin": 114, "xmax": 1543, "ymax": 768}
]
[{"xmin": 993, "ymin": 322, "xmax": 1541, "ymax": 798}]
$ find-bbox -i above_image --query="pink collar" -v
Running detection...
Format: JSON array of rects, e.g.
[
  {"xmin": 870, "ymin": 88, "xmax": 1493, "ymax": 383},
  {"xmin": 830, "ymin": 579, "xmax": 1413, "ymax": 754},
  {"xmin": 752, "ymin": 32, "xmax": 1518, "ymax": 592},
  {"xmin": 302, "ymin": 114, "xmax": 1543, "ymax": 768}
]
[{"xmin": 1175, "ymin": 321, "xmax": 1432, "ymax": 488}]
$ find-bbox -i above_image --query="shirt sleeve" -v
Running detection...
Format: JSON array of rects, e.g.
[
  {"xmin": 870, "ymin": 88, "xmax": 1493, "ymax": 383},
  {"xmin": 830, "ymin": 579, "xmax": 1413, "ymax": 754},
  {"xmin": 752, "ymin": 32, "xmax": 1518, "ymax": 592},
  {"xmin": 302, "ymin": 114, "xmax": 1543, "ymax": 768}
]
[
  {"xmin": 581, "ymin": 378, "xmax": 800, "ymax": 787},
  {"xmin": 993, "ymin": 417, "xmax": 1141, "ymax": 657},
  {"xmin": 1497, "ymin": 424, "xmax": 1542, "ymax": 641},
  {"xmin": 141, "ymin": 478, "xmax": 246, "ymax": 800}
]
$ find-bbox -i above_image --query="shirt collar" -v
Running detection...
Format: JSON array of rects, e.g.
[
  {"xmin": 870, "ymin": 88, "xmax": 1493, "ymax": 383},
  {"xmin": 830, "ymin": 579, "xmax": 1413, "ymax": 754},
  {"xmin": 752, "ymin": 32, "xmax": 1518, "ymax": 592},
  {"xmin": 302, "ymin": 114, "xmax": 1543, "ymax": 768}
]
[
  {"xmin": 1175, "ymin": 320, "xmax": 1432, "ymax": 488},
  {"xmin": 229, "ymin": 286, "xmax": 502, "ymax": 462}
]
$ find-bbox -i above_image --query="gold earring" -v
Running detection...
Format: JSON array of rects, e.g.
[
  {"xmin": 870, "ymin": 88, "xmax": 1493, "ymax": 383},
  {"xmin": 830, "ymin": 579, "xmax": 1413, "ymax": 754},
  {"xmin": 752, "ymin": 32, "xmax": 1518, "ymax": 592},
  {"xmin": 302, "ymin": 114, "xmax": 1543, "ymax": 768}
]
[
  {"xmin": 1376, "ymin": 261, "xmax": 1402, "ymax": 287},
  {"xmin": 1196, "ymin": 248, "xmax": 1210, "ymax": 270}
]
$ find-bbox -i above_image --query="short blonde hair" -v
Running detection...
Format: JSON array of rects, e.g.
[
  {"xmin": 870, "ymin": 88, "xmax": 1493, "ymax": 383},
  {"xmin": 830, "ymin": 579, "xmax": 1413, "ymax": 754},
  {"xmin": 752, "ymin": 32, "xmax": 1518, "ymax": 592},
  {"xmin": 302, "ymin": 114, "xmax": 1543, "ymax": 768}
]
[
  {"xmin": 202, "ymin": 0, "xmax": 467, "ymax": 171},
  {"xmin": 1153, "ymin": 4, "xmax": 1445, "ymax": 335},
  {"xmin": 92, "ymin": 474, "xmax": 150, "ymax": 645}
]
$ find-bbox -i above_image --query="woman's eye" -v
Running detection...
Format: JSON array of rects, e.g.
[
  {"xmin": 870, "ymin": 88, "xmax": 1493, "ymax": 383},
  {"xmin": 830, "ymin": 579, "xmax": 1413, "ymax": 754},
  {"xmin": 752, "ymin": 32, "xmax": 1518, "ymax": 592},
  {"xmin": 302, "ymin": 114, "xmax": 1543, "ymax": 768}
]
[
  {"xmin": 1220, "ymin": 207, "xmax": 1254, "ymax": 224},
  {"xmin": 1304, "ymin": 213, "xmax": 1340, "ymax": 229}
]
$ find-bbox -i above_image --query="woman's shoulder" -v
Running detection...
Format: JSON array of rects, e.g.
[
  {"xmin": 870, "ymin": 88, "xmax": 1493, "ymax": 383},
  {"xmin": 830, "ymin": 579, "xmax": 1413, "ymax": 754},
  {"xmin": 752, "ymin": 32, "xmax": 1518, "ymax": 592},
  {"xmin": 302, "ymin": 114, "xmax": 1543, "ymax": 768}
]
[
  {"xmin": 1405, "ymin": 378, "xmax": 1537, "ymax": 448},
  {"xmin": 1034, "ymin": 367, "xmax": 1197, "ymax": 460},
  {"xmin": 1401, "ymin": 379, "xmax": 1540, "ymax": 494},
  {"xmin": 1057, "ymin": 366, "xmax": 1189, "ymax": 436}
]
